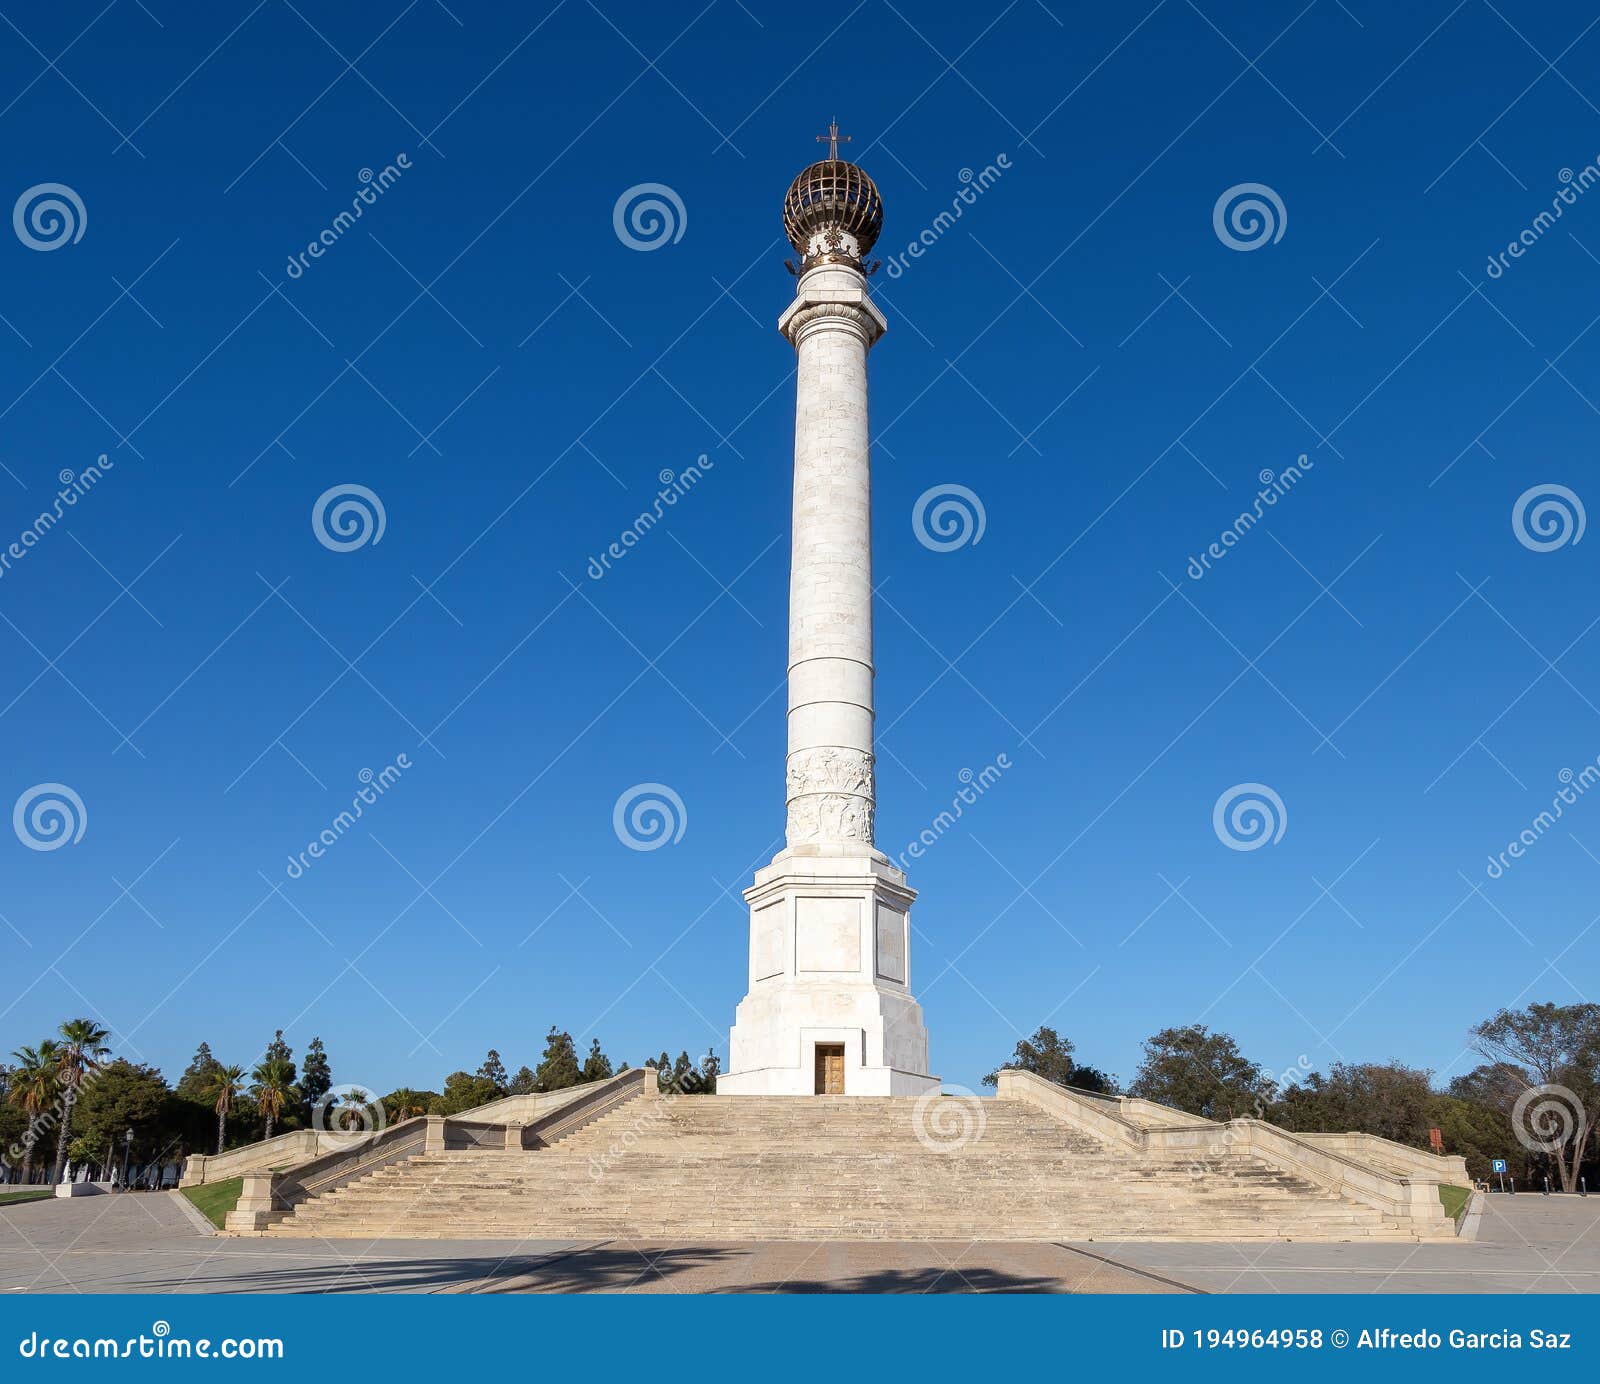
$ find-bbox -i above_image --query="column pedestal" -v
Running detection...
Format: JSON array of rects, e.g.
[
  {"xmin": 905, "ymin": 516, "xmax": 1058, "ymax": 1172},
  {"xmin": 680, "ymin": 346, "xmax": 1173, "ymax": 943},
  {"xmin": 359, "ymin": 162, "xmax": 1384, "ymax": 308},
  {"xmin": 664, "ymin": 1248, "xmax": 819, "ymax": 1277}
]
[{"xmin": 720, "ymin": 852, "xmax": 937, "ymax": 1096}]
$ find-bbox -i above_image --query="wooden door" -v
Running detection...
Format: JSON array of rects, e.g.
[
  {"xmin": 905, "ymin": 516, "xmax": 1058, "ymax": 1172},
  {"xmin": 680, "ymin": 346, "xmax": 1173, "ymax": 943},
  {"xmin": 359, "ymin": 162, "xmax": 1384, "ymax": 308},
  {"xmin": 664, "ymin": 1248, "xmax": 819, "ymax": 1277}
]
[{"xmin": 814, "ymin": 1043, "xmax": 845, "ymax": 1094}]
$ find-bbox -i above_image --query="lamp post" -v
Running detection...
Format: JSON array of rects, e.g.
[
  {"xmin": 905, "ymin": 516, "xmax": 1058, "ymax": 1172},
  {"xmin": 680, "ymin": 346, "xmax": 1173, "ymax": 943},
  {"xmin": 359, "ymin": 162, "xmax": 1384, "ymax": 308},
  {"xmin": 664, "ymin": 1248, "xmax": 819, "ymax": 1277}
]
[{"xmin": 121, "ymin": 1128, "xmax": 133, "ymax": 1191}]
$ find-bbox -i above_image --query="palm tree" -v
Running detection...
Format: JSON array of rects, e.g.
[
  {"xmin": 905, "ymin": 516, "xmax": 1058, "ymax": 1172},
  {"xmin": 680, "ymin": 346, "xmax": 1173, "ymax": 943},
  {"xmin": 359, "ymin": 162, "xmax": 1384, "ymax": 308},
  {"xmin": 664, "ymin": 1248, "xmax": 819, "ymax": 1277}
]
[
  {"xmin": 383, "ymin": 1088, "xmax": 427, "ymax": 1125},
  {"xmin": 51, "ymin": 1019, "xmax": 109, "ymax": 1184},
  {"xmin": 337, "ymin": 1088, "xmax": 372, "ymax": 1133},
  {"xmin": 202, "ymin": 1065, "xmax": 245, "ymax": 1154},
  {"xmin": 8, "ymin": 1041, "xmax": 59, "ymax": 1185},
  {"xmin": 249, "ymin": 1057, "xmax": 296, "ymax": 1141}
]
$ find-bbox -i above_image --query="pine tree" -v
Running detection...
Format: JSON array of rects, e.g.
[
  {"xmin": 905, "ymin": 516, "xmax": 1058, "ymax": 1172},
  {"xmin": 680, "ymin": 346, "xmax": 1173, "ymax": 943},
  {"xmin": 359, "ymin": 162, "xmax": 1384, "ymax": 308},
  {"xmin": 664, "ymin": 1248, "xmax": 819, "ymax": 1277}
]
[
  {"xmin": 535, "ymin": 1028, "xmax": 582, "ymax": 1091},
  {"xmin": 699, "ymin": 1049, "xmax": 720, "ymax": 1096},
  {"xmin": 507, "ymin": 1065, "xmax": 537, "ymax": 1096},
  {"xmin": 671, "ymin": 1051, "xmax": 693, "ymax": 1092},
  {"xmin": 477, "ymin": 1049, "xmax": 509, "ymax": 1091},
  {"xmin": 261, "ymin": 1030, "xmax": 297, "ymax": 1085},
  {"xmin": 580, "ymin": 1039, "xmax": 613, "ymax": 1084},
  {"xmin": 176, "ymin": 1042, "xmax": 222, "ymax": 1101},
  {"xmin": 654, "ymin": 1051, "xmax": 672, "ymax": 1091},
  {"xmin": 300, "ymin": 1037, "xmax": 332, "ymax": 1114}
]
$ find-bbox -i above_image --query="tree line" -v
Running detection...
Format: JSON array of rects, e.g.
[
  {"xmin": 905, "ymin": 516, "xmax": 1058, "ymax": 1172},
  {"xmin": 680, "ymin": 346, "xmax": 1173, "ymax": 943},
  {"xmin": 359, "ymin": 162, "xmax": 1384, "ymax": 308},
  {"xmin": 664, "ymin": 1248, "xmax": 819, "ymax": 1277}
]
[
  {"xmin": 1, "ymin": 1019, "xmax": 718, "ymax": 1184},
  {"xmin": 984, "ymin": 1000, "xmax": 1599, "ymax": 1188}
]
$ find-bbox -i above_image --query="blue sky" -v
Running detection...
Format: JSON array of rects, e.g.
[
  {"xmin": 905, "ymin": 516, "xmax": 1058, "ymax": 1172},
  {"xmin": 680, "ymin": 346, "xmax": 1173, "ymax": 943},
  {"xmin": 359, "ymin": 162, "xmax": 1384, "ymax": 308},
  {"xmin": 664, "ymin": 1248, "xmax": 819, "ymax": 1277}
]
[{"xmin": 3, "ymin": 0, "xmax": 1598, "ymax": 1098}]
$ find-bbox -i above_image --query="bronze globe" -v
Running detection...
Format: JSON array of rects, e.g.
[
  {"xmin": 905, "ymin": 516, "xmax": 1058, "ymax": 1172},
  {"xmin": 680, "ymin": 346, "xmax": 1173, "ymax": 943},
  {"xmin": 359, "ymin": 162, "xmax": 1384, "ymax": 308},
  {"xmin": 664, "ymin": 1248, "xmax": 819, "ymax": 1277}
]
[{"xmin": 782, "ymin": 158, "xmax": 883, "ymax": 270}]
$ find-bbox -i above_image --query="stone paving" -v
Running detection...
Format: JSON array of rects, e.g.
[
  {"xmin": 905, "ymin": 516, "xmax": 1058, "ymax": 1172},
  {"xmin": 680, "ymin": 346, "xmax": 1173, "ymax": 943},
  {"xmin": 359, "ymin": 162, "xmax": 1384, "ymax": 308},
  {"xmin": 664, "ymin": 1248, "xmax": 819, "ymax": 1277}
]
[{"xmin": 2, "ymin": 1189, "xmax": 1597, "ymax": 1293}]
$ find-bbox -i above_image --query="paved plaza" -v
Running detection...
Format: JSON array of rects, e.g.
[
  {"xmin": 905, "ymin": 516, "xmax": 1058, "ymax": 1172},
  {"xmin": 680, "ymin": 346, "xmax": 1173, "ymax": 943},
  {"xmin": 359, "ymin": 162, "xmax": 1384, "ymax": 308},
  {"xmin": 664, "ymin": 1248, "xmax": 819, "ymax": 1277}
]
[{"xmin": 1, "ymin": 1190, "xmax": 1597, "ymax": 1294}]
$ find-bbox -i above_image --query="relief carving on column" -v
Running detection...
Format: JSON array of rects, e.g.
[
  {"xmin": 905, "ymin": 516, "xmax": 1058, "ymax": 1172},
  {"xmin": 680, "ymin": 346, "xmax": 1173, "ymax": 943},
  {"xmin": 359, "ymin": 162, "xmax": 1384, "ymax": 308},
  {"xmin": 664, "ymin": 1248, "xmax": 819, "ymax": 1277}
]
[{"xmin": 786, "ymin": 747, "xmax": 875, "ymax": 846}]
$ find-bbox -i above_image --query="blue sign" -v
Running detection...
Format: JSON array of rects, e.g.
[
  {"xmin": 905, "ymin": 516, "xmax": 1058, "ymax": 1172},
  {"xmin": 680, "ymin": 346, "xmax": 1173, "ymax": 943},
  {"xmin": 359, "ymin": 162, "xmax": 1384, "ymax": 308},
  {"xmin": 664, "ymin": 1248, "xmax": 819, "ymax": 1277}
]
[{"xmin": 1492, "ymin": 1158, "xmax": 1507, "ymax": 1173}]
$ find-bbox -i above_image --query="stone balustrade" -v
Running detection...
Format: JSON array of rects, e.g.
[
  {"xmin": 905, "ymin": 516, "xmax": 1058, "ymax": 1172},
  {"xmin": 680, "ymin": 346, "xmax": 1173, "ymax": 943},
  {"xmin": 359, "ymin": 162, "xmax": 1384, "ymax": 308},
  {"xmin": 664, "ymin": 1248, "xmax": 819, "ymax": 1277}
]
[
  {"xmin": 996, "ymin": 1069, "xmax": 1462, "ymax": 1239},
  {"xmin": 222, "ymin": 1068, "xmax": 656, "ymax": 1233}
]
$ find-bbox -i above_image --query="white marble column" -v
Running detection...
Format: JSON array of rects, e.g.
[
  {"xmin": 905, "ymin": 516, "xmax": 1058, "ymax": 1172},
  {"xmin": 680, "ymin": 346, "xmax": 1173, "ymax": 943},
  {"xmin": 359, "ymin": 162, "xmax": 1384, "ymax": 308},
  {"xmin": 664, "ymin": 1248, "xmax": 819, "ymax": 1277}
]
[
  {"xmin": 780, "ymin": 262, "xmax": 885, "ymax": 854},
  {"xmin": 719, "ymin": 257, "xmax": 936, "ymax": 1098}
]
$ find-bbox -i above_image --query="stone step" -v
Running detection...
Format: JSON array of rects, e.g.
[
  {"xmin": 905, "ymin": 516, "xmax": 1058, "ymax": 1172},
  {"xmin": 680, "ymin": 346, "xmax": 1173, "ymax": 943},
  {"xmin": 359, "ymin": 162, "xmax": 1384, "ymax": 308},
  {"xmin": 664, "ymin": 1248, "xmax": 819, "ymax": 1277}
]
[
  {"xmin": 276, "ymin": 1221, "xmax": 1414, "ymax": 1241},
  {"xmin": 261, "ymin": 1093, "xmax": 1422, "ymax": 1242}
]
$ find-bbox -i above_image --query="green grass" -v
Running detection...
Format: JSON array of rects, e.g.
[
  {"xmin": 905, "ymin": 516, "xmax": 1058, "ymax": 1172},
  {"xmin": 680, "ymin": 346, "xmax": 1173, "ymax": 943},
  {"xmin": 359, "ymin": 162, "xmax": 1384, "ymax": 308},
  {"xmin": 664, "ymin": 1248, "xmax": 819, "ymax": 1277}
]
[
  {"xmin": 0, "ymin": 1188, "xmax": 52, "ymax": 1207},
  {"xmin": 179, "ymin": 1177, "xmax": 243, "ymax": 1230},
  {"xmin": 1439, "ymin": 1185, "xmax": 1473, "ymax": 1222}
]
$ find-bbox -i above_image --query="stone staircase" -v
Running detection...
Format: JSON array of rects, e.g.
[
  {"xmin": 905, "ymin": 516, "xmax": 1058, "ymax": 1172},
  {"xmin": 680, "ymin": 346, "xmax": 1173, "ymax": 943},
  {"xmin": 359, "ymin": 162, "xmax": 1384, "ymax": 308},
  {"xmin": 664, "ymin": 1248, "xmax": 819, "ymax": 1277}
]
[{"xmin": 266, "ymin": 1094, "xmax": 1426, "ymax": 1241}]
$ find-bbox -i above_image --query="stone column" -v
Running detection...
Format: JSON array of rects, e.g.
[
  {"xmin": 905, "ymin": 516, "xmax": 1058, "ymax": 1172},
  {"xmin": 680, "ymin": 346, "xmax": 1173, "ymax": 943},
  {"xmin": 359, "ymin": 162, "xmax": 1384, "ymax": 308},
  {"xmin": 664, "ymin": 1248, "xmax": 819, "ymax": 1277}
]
[
  {"xmin": 719, "ymin": 255, "xmax": 935, "ymax": 1099},
  {"xmin": 780, "ymin": 263, "xmax": 887, "ymax": 855}
]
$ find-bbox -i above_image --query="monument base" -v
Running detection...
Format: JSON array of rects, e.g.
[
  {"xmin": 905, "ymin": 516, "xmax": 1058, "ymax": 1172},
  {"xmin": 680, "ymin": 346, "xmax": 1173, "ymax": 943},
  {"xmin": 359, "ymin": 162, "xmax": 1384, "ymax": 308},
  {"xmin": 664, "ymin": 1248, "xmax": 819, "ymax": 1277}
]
[{"xmin": 720, "ymin": 851, "xmax": 939, "ymax": 1097}]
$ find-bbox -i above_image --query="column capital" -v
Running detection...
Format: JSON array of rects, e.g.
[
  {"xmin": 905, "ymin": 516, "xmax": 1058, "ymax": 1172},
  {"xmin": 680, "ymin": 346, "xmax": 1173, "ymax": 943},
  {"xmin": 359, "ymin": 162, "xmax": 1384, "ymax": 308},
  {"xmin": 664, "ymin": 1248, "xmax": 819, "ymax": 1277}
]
[{"xmin": 778, "ymin": 264, "xmax": 887, "ymax": 348}]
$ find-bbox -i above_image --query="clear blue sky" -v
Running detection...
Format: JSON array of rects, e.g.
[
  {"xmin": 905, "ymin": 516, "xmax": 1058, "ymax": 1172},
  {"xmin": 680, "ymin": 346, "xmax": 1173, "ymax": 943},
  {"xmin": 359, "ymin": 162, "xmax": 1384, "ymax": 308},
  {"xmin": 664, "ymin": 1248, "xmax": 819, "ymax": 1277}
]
[{"xmin": 3, "ymin": 0, "xmax": 1597, "ymax": 1098}]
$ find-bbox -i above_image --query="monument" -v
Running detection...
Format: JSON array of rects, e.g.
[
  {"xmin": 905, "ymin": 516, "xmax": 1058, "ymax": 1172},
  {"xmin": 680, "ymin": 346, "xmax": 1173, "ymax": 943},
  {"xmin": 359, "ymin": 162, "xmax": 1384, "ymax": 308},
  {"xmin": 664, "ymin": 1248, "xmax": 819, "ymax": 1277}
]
[{"xmin": 720, "ymin": 125, "xmax": 939, "ymax": 1098}]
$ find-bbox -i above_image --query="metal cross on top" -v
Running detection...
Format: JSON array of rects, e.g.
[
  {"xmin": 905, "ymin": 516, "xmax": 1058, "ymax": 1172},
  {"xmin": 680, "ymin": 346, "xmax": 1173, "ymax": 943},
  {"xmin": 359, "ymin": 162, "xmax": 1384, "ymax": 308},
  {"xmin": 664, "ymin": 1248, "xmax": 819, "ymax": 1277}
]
[{"xmin": 815, "ymin": 118, "xmax": 851, "ymax": 160}]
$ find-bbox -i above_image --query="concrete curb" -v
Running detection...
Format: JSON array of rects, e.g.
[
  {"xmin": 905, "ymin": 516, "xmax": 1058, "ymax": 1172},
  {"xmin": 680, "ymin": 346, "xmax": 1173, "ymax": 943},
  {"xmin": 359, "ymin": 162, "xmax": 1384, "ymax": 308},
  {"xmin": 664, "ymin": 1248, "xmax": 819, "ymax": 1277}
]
[
  {"xmin": 1457, "ymin": 1190, "xmax": 1485, "ymax": 1242},
  {"xmin": 167, "ymin": 1189, "xmax": 218, "ymax": 1237}
]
